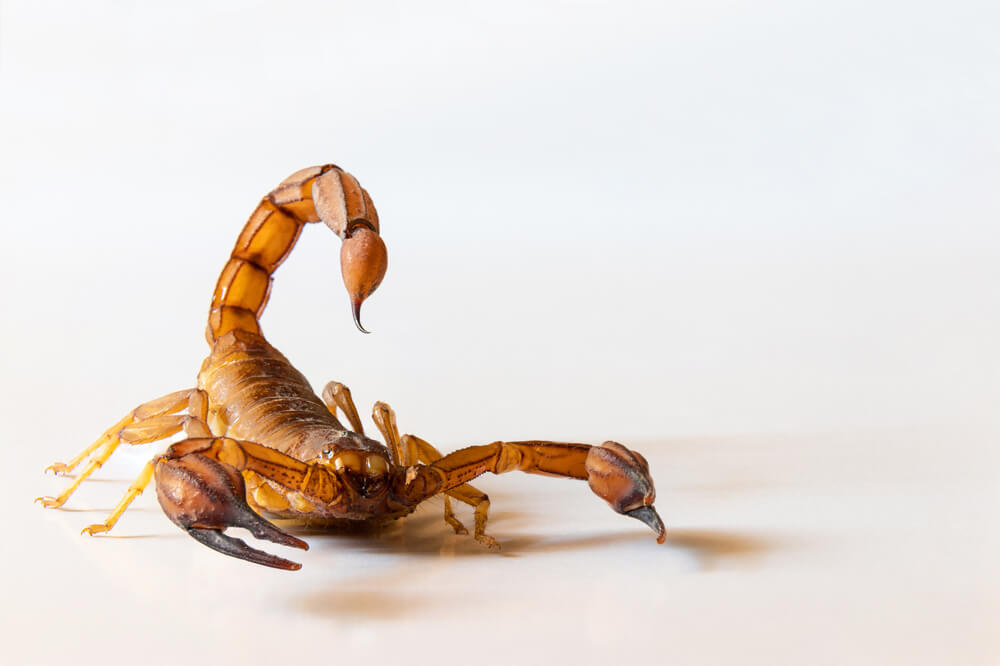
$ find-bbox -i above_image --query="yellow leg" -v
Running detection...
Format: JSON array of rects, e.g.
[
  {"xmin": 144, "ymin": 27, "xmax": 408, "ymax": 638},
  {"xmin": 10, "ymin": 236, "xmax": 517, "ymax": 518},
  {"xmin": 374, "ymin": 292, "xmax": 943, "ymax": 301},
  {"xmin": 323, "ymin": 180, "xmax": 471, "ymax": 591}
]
[
  {"xmin": 36, "ymin": 434, "xmax": 129, "ymax": 508},
  {"xmin": 43, "ymin": 389, "xmax": 194, "ymax": 477},
  {"xmin": 441, "ymin": 496, "xmax": 468, "ymax": 535},
  {"xmin": 371, "ymin": 401, "xmax": 404, "ymax": 466},
  {"xmin": 79, "ymin": 415, "xmax": 212, "ymax": 535},
  {"xmin": 36, "ymin": 389, "xmax": 205, "ymax": 509},
  {"xmin": 44, "ymin": 415, "xmax": 130, "ymax": 476},
  {"xmin": 321, "ymin": 381, "xmax": 364, "ymax": 434},
  {"xmin": 80, "ymin": 461, "xmax": 155, "ymax": 535}
]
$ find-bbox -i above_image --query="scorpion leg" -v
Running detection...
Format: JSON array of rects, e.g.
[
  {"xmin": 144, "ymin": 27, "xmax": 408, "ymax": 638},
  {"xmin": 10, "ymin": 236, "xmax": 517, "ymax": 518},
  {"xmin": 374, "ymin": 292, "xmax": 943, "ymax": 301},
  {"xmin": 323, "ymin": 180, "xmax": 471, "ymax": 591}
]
[
  {"xmin": 154, "ymin": 437, "xmax": 341, "ymax": 570},
  {"xmin": 403, "ymin": 434, "xmax": 497, "ymax": 546},
  {"xmin": 371, "ymin": 401, "xmax": 405, "ymax": 465},
  {"xmin": 36, "ymin": 389, "xmax": 207, "ymax": 509},
  {"xmin": 404, "ymin": 440, "xmax": 666, "ymax": 545},
  {"xmin": 80, "ymin": 411, "xmax": 212, "ymax": 536},
  {"xmin": 372, "ymin": 402, "xmax": 492, "ymax": 544},
  {"xmin": 321, "ymin": 381, "xmax": 364, "ymax": 434}
]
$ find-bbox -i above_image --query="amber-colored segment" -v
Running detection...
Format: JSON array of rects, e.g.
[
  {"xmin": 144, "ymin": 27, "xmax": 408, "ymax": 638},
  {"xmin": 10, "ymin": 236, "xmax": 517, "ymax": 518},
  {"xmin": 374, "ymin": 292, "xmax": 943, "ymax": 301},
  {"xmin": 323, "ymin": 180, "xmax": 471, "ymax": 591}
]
[
  {"xmin": 440, "ymin": 496, "xmax": 467, "ymax": 535},
  {"xmin": 232, "ymin": 202, "xmax": 302, "ymax": 272},
  {"xmin": 211, "ymin": 259, "xmax": 272, "ymax": 316},
  {"xmin": 321, "ymin": 381, "xmax": 362, "ymax": 434},
  {"xmin": 208, "ymin": 305, "xmax": 261, "ymax": 339},
  {"xmin": 448, "ymin": 486, "xmax": 495, "ymax": 548},
  {"xmin": 313, "ymin": 169, "xmax": 380, "ymax": 237},
  {"xmin": 271, "ymin": 186, "xmax": 321, "ymax": 222},
  {"xmin": 313, "ymin": 168, "xmax": 350, "ymax": 238},
  {"xmin": 269, "ymin": 164, "xmax": 337, "ymax": 223},
  {"xmin": 339, "ymin": 171, "xmax": 367, "ymax": 223},
  {"xmin": 253, "ymin": 481, "xmax": 291, "ymax": 513},
  {"xmin": 132, "ymin": 389, "xmax": 195, "ymax": 420},
  {"xmin": 371, "ymin": 401, "xmax": 403, "ymax": 465},
  {"xmin": 361, "ymin": 188, "xmax": 380, "ymax": 231},
  {"xmin": 288, "ymin": 492, "xmax": 315, "ymax": 513},
  {"xmin": 278, "ymin": 165, "xmax": 328, "ymax": 187},
  {"xmin": 331, "ymin": 450, "xmax": 362, "ymax": 472},
  {"xmin": 364, "ymin": 454, "xmax": 389, "ymax": 476},
  {"xmin": 118, "ymin": 414, "xmax": 187, "ymax": 444},
  {"xmin": 430, "ymin": 441, "xmax": 591, "ymax": 488}
]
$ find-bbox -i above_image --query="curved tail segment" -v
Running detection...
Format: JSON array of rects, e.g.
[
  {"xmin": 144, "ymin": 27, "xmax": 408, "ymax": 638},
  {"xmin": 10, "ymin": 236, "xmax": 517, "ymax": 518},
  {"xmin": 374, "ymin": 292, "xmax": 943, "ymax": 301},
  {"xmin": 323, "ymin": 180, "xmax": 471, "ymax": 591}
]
[{"xmin": 207, "ymin": 165, "xmax": 387, "ymax": 343}]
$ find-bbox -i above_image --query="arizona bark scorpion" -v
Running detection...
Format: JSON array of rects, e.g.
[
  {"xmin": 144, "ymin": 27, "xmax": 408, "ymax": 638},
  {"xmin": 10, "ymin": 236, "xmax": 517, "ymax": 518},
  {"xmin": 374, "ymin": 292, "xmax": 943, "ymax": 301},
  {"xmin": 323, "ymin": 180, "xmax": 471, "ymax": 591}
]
[{"xmin": 37, "ymin": 164, "xmax": 665, "ymax": 570}]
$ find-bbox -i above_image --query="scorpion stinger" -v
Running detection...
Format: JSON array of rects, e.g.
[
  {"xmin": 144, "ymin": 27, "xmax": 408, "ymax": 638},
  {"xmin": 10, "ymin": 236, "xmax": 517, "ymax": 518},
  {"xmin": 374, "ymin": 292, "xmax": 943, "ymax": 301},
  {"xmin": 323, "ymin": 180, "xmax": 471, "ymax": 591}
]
[
  {"xmin": 341, "ymin": 226, "xmax": 387, "ymax": 333},
  {"xmin": 38, "ymin": 164, "xmax": 666, "ymax": 571}
]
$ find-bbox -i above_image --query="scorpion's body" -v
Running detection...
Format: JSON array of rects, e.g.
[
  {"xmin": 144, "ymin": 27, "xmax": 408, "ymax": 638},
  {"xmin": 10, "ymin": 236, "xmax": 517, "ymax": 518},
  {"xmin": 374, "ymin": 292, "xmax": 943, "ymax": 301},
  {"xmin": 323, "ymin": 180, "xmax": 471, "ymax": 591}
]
[
  {"xmin": 200, "ymin": 329, "xmax": 406, "ymax": 524},
  {"xmin": 38, "ymin": 164, "xmax": 665, "ymax": 570}
]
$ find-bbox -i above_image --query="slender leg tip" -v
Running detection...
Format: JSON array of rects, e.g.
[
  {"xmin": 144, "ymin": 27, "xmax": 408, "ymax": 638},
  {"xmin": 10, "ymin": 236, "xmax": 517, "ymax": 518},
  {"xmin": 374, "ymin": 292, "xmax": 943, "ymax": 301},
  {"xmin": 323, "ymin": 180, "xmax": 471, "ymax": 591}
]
[
  {"xmin": 81, "ymin": 524, "xmax": 109, "ymax": 536},
  {"xmin": 35, "ymin": 496, "xmax": 62, "ymax": 508},
  {"xmin": 475, "ymin": 534, "xmax": 501, "ymax": 550}
]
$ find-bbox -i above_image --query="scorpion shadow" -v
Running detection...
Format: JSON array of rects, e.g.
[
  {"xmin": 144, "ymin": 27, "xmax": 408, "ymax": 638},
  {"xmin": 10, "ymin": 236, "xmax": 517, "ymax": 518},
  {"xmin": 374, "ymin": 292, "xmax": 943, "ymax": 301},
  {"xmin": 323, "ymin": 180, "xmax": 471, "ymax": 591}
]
[
  {"xmin": 664, "ymin": 528, "xmax": 781, "ymax": 570},
  {"xmin": 292, "ymin": 505, "xmax": 786, "ymax": 619}
]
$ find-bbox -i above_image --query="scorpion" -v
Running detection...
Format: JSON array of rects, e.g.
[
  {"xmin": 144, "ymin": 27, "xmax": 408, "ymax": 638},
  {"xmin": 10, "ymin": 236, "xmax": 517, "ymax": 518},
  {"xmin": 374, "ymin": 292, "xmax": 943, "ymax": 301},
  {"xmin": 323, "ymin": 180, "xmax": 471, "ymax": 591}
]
[{"xmin": 36, "ymin": 164, "xmax": 665, "ymax": 570}]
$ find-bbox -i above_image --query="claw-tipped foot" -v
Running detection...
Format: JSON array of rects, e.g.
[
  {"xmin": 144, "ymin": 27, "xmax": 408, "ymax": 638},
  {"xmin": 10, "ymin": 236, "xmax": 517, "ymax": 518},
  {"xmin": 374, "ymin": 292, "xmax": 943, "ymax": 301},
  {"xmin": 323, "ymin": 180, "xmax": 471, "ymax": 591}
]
[
  {"xmin": 586, "ymin": 441, "xmax": 666, "ymax": 543},
  {"xmin": 475, "ymin": 534, "xmax": 501, "ymax": 550},
  {"xmin": 81, "ymin": 523, "xmax": 110, "ymax": 536},
  {"xmin": 445, "ymin": 517, "xmax": 469, "ymax": 536},
  {"xmin": 35, "ymin": 495, "xmax": 65, "ymax": 509},
  {"xmin": 44, "ymin": 462, "xmax": 69, "ymax": 476}
]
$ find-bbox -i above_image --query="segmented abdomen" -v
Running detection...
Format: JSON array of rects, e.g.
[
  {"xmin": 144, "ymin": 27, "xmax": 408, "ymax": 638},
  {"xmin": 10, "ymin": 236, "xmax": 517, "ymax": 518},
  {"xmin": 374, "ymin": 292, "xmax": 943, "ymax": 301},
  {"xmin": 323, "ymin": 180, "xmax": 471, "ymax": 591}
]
[{"xmin": 198, "ymin": 330, "xmax": 379, "ymax": 461}]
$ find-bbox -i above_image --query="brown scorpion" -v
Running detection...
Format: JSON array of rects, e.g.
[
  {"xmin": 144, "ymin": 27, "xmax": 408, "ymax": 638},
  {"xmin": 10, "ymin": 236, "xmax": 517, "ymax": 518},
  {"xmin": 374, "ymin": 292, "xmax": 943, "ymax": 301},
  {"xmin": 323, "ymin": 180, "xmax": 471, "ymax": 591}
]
[{"xmin": 36, "ymin": 164, "xmax": 665, "ymax": 570}]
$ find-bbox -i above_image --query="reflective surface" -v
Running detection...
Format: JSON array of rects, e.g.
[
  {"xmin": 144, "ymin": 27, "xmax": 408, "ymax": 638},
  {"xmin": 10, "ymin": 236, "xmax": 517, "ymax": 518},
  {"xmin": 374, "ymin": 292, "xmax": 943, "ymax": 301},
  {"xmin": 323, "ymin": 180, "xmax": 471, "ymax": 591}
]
[{"xmin": 15, "ymin": 428, "xmax": 999, "ymax": 664}]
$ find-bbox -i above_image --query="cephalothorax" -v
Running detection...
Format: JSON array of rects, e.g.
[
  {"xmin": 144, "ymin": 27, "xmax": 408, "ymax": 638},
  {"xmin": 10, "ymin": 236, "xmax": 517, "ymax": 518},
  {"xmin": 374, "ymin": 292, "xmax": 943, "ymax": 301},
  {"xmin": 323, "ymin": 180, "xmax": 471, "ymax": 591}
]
[{"xmin": 37, "ymin": 165, "xmax": 665, "ymax": 570}]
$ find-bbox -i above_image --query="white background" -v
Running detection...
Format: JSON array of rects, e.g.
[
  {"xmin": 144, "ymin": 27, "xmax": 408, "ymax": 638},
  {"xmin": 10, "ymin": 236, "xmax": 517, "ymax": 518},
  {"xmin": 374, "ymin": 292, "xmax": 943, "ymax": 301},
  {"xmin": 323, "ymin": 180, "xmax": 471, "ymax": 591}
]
[{"xmin": 2, "ymin": 1, "xmax": 998, "ymax": 664}]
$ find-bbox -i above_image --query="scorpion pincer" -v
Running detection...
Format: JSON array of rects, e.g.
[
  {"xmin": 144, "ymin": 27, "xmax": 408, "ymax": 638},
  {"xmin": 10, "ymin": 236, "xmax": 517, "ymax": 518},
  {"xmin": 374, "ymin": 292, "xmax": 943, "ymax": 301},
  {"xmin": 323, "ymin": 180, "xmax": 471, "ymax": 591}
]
[{"xmin": 37, "ymin": 164, "xmax": 666, "ymax": 570}]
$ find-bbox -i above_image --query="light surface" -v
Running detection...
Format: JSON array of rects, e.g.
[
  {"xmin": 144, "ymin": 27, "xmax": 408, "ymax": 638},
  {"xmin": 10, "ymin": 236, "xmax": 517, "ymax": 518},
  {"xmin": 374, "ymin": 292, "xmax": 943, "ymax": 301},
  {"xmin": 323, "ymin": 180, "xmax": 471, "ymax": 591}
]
[{"xmin": 2, "ymin": 1, "xmax": 998, "ymax": 664}]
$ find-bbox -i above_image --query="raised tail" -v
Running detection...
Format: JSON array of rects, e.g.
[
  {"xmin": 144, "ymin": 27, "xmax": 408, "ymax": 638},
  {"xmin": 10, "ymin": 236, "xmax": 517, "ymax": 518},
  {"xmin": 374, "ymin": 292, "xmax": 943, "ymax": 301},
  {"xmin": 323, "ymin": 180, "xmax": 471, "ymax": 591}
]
[{"xmin": 206, "ymin": 164, "xmax": 387, "ymax": 344}]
